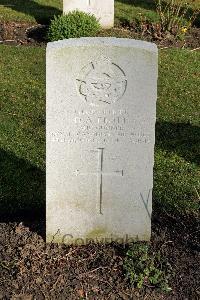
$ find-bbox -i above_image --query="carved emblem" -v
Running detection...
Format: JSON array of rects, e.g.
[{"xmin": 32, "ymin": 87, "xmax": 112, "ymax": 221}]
[{"xmin": 76, "ymin": 56, "xmax": 127, "ymax": 106}]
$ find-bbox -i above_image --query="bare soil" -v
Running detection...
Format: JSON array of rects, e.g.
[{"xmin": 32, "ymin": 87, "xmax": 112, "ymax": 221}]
[
  {"xmin": 0, "ymin": 22, "xmax": 47, "ymax": 46},
  {"xmin": 0, "ymin": 212, "xmax": 199, "ymax": 299},
  {"xmin": 0, "ymin": 21, "xmax": 200, "ymax": 50}
]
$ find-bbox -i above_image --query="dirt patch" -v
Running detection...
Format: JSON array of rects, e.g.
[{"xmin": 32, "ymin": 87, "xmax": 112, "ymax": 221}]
[
  {"xmin": 0, "ymin": 21, "xmax": 200, "ymax": 50},
  {"xmin": 0, "ymin": 22, "xmax": 47, "ymax": 46},
  {"xmin": 0, "ymin": 213, "xmax": 199, "ymax": 299},
  {"xmin": 118, "ymin": 20, "xmax": 200, "ymax": 49}
]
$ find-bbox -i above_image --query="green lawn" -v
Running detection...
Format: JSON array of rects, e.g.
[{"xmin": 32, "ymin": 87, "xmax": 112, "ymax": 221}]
[
  {"xmin": 115, "ymin": 0, "xmax": 159, "ymax": 25},
  {"xmin": 155, "ymin": 49, "xmax": 200, "ymax": 215},
  {"xmin": 0, "ymin": 45, "xmax": 199, "ymax": 219},
  {"xmin": 0, "ymin": 46, "xmax": 46, "ymax": 219},
  {"xmin": 0, "ymin": 0, "xmax": 62, "ymax": 23}
]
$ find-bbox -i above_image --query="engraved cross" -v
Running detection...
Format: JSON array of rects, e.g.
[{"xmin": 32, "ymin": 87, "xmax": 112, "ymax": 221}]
[{"xmin": 75, "ymin": 148, "xmax": 124, "ymax": 215}]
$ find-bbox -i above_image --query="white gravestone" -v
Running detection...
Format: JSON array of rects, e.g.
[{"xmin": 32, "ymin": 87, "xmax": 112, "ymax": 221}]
[
  {"xmin": 46, "ymin": 38, "xmax": 158, "ymax": 245},
  {"xmin": 63, "ymin": 0, "xmax": 114, "ymax": 28}
]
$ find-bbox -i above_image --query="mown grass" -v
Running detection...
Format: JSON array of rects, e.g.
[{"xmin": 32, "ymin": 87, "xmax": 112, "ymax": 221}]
[
  {"xmin": 0, "ymin": 45, "xmax": 199, "ymax": 219},
  {"xmin": 115, "ymin": 0, "xmax": 159, "ymax": 25},
  {"xmin": 0, "ymin": 46, "xmax": 46, "ymax": 220},
  {"xmin": 0, "ymin": 0, "xmax": 62, "ymax": 24},
  {"xmin": 155, "ymin": 49, "xmax": 200, "ymax": 215}
]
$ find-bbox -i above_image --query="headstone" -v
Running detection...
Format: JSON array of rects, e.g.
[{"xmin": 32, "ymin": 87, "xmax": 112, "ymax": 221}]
[
  {"xmin": 63, "ymin": 0, "xmax": 114, "ymax": 28},
  {"xmin": 46, "ymin": 37, "xmax": 158, "ymax": 245}
]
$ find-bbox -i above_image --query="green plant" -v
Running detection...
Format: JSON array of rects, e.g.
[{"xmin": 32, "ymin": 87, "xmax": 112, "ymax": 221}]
[
  {"xmin": 48, "ymin": 10, "xmax": 100, "ymax": 41},
  {"xmin": 155, "ymin": 0, "xmax": 199, "ymax": 38},
  {"xmin": 124, "ymin": 243, "xmax": 172, "ymax": 292}
]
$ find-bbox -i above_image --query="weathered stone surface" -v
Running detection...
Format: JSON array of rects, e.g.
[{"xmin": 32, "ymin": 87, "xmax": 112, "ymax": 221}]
[
  {"xmin": 46, "ymin": 38, "xmax": 158, "ymax": 245},
  {"xmin": 63, "ymin": 0, "xmax": 114, "ymax": 28}
]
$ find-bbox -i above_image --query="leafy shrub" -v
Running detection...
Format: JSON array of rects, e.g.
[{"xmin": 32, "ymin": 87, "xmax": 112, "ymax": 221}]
[
  {"xmin": 124, "ymin": 243, "xmax": 172, "ymax": 292},
  {"xmin": 48, "ymin": 11, "xmax": 100, "ymax": 41}
]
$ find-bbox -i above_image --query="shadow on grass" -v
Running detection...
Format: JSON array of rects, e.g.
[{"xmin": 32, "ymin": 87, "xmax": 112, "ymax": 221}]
[
  {"xmin": 156, "ymin": 121, "xmax": 200, "ymax": 166},
  {"xmin": 153, "ymin": 121, "xmax": 200, "ymax": 218},
  {"xmin": 1, "ymin": 0, "xmax": 62, "ymax": 24},
  {"xmin": 0, "ymin": 149, "xmax": 45, "ymax": 235}
]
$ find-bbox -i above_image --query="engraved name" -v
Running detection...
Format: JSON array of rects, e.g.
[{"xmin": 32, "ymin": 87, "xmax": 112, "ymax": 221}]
[
  {"xmin": 49, "ymin": 131, "xmax": 151, "ymax": 144},
  {"xmin": 49, "ymin": 109, "xmax": 153, "ymax": 145}
]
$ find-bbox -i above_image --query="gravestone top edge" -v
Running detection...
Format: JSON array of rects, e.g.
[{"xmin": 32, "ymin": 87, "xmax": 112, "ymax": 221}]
[{"xmin": 47, "ymin": 37, "xmax": 158, "ymax": 53}]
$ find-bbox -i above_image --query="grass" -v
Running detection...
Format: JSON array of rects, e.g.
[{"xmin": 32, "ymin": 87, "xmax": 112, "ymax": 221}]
[
  {"xmin": 0, "ymin": 0, "xmax": 62, "ymax": 24},
  {"xmin": 0, "ymin": 45, "xmax": 199, "ymax": 220},
  {"xmin": 154, "ymin": 49, "xmax": 200, "ymax": 215},
  {"xmin": 0, "ymin": 46, "xmax": 45, "ymax": 219},
  {"xmin": 115, "ymin": 0, "xmax": 159, "ymax": 25}
]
